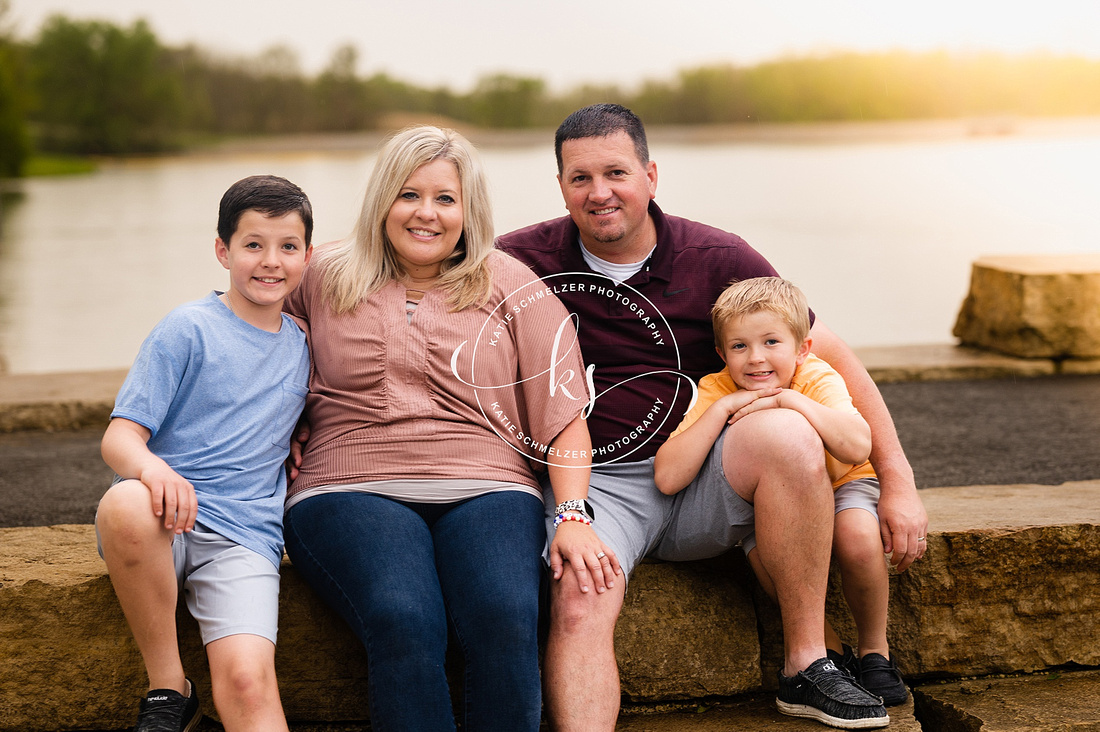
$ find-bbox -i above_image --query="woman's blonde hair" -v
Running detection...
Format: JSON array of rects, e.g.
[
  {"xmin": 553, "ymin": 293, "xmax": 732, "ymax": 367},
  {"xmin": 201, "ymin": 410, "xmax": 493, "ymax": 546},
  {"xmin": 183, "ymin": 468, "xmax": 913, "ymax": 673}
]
[
  {"xmin": 711, "ymin": 277, "xmax": 811, "ymax": 347},
  {"xmin": 318, "ymin": 125, "xmax": 494, "ymax": 312}
]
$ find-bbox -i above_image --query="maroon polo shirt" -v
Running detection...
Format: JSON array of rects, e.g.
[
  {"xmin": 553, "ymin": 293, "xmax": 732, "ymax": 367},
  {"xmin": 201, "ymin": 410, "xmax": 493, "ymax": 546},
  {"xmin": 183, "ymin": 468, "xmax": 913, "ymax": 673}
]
[{"xmin": 497, "ymin": 201, "xmax": 808, "ymax": 461}]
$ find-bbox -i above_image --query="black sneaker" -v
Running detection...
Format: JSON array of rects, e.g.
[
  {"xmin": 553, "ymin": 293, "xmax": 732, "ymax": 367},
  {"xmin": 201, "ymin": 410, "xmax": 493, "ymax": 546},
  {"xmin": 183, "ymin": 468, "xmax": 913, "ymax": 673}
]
[
  {"xmin": 859, "ymin": 652, "xmax": 909, "ymax": 706},
  {"xmin": 777, "ymin": 657, "xmax": 889, "ymax": 729},
  {"xmin": 134, "ymin": 678, "xmax": 201, "ymax": 732},
  {"xmin": 826, "ymin": 643, "xmax": 860, "ymax": 679}
]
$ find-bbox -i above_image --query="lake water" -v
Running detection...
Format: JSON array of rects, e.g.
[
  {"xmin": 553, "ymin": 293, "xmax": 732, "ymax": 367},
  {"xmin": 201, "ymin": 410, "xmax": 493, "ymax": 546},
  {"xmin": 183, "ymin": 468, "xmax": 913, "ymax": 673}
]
[{"xmin": 2, "ymin": 120, "xmax": 1099, "ymax": 374}]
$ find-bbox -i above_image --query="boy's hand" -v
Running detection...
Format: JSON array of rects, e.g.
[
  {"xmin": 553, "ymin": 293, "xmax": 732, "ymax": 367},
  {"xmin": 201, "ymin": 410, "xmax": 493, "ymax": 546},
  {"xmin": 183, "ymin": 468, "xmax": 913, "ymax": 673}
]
[
  {"xmin": 723, "ymin": 387, "xmax": 784, "ymax": 424},
  {"xmin": 549, "ymin": 521, "xmax": 621, "ymax": 595},
  {"xmin": 141, "ymin": 465, "xmax": 197, "ymax": 534}
]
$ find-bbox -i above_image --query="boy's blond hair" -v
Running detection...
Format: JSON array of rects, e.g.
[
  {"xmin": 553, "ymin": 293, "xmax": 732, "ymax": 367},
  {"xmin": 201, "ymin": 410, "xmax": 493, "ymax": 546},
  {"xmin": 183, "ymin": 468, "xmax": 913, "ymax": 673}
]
[{"xmin": 711, "ymin": 277, "xmax": 811, "ymax": 347}]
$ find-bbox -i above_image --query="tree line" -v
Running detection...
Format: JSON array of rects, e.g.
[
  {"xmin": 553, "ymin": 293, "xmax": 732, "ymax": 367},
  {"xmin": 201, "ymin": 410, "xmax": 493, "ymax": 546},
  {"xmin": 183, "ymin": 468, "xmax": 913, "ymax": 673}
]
[{"xmin": 3, "ymin": 6, "xmax": 1100, "ymax": 176}]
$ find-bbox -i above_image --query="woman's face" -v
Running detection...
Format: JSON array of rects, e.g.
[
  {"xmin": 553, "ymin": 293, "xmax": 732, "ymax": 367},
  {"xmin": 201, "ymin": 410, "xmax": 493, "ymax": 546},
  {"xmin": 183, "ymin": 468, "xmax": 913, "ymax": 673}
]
[{"xmin": 385, "ymin": 158, "xmax": 464, "ymax": 280}]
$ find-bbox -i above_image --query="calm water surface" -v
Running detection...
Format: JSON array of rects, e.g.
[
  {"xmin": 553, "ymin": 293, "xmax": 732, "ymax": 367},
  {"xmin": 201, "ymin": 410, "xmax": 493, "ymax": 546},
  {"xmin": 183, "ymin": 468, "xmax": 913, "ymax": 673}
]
[{"xmin": 2, "ymin": 124, "xmax": 1099, "ymax": 374}]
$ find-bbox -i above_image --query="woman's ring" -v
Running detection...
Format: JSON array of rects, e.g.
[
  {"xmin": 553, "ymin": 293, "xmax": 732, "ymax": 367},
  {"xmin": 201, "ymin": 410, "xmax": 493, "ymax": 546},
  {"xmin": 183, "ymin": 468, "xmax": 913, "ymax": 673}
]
[
  {"xmin": 917, "ymin": 537, "xmax": 926, "ymax": 542},
  {"xmin": 596, "ymin": 552, "xmax": 606, "ymax": 560}
]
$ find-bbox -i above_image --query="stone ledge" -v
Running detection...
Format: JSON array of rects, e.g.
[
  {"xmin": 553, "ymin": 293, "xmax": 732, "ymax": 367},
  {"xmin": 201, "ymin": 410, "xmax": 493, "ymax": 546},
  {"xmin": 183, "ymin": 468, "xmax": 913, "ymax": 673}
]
[
  {"xmin": 913, "ymin": 669, "xmax": 1100, "ymax": 731},
  {"xmin": 2, "ymin": 481, "xmax": 1098, "ymax": 731}
]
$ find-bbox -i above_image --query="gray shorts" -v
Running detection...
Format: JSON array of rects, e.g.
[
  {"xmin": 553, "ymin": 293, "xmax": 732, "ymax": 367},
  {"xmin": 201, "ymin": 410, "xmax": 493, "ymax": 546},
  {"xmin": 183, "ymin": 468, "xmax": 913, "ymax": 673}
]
[
  {"xmin": 740, "ymin": 477, "xmax": 881, "ymax": 555},
  {"xmin": 543, "ymin": 428, "xmax": 756, "ymax": 579},
  {"xmin": 96, "ymin": 520, "xmax": 281, "ymax": 645}
]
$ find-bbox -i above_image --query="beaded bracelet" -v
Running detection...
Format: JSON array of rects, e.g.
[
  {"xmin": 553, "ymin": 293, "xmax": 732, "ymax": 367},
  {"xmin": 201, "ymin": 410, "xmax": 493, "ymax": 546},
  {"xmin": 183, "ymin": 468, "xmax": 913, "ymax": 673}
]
[{"xmin": 553, "ymin": 512, "xmax": 593, "ymax": 528}]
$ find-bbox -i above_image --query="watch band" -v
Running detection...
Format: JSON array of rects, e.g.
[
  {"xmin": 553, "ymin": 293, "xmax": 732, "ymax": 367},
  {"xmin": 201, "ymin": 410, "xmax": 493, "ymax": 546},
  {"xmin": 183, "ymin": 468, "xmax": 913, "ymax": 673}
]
[{"xmin": 554, "ymin": 498, "xmax": 595, "ymax": 522}]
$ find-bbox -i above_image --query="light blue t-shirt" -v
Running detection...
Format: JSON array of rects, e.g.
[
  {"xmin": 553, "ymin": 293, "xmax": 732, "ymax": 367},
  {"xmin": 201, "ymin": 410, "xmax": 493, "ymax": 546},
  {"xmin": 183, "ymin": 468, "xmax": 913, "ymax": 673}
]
[{"xmin": 112, "ymin": 292, "xmax": 309, "ymax": 567}]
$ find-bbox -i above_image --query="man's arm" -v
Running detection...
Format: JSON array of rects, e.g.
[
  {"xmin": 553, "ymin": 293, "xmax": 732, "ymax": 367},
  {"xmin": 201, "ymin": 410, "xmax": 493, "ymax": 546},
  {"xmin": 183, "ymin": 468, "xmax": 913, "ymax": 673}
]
[{"xmin": 809, "ymin": 321, "xmax": 928, "ymax": 571}]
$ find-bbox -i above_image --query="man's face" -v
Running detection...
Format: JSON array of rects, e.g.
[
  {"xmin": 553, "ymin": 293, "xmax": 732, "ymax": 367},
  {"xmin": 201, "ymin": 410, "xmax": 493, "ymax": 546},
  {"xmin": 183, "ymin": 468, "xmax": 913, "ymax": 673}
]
[{"xmin": 557, "ymin": 130, "xmax": 658, "ymax": 259}]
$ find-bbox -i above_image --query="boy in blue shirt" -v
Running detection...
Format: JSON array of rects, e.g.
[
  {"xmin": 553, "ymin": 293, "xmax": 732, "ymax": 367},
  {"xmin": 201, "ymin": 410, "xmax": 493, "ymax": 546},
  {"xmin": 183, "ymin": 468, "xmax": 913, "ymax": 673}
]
[{"xmin": 96, "ymin": 175, "xmax": 313, "ymax": 732}]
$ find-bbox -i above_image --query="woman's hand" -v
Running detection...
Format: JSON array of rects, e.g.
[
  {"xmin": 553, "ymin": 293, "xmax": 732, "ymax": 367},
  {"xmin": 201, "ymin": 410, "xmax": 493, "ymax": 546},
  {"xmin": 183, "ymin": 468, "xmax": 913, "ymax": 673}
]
[
  {"xmin": 549, "ymin": 520, "xmax": 621, "ymax": 594},
  {"xmin": 286, "ymin": 421, "xmax": 310, "ymax": 481}
]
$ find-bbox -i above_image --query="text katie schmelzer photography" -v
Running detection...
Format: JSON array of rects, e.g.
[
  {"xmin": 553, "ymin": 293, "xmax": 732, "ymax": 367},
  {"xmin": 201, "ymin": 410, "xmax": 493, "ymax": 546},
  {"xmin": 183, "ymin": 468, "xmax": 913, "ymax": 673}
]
[{"xmin": 451, "ymin": 272, "xmax": 698, "ymax": 466}]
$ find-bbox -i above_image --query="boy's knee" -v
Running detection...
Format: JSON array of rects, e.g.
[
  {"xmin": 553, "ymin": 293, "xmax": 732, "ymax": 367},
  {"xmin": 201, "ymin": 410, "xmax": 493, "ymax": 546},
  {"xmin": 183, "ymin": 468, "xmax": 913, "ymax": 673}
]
[
  {"xmin": 97, "ymin": 480, "xmax": 167, "ymax": 547},
  {"xmin": 209, "ymin": 640, "xmax": 278, "ymax": 704}
]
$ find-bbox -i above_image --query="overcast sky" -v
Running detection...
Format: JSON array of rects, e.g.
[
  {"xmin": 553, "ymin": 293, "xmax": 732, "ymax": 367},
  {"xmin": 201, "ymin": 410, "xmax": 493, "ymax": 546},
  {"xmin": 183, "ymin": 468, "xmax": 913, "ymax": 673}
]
[{"xmin": 8, "ymin": 1, "xmax": 1100, "ymax": 91}]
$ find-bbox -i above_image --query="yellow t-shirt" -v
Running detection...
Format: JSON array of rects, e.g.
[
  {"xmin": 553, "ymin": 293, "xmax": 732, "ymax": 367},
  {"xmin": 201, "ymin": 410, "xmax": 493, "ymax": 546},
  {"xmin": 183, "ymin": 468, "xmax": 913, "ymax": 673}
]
[{"xmin": 669, "ymin": 354, "xmax": 877, "ymax": 489}]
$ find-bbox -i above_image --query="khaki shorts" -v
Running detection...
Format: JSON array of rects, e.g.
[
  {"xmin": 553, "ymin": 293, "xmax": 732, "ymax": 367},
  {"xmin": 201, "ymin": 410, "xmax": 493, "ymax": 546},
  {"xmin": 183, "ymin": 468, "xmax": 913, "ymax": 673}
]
[
  {"xmin": 96, "ymin": 519, "xmax": 281, "ymax": 645},
  {"xmin": 542, "ymin": 427, "xmax": 756, "ymax": 579}
]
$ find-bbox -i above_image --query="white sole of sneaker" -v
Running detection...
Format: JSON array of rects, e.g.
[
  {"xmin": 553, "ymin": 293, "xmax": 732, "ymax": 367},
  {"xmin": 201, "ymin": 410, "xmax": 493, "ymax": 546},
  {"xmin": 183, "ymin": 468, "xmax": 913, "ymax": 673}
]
[{"xmin": 776, "ymin": 700, "xmax": 890, "ymax": 729}]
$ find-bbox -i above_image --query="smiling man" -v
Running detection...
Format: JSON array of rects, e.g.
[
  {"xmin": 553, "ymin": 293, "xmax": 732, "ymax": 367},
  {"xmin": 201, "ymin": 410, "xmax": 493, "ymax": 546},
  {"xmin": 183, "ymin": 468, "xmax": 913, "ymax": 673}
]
[{"xmin": 496, "ymin": 104, "xmax": 927, "ymax": 731}]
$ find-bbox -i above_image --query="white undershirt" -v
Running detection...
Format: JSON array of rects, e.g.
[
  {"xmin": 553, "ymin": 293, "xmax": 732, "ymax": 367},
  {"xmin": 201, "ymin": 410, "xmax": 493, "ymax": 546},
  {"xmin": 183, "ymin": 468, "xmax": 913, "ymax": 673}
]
[{"xmin": 579, "ymin": 238, "xmax": 655, "ymax": 285}]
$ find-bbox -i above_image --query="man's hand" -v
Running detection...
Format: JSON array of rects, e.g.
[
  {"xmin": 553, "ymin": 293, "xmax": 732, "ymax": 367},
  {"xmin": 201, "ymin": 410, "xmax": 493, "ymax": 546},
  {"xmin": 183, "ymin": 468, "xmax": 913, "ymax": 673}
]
[
  {"xmin": 140, "ymin": 464, "xmax": 197, "ymax": 534},
  {"xmin": 549, "ymin": 521, "xmax": 621, "ymax": 595},
  {"xmin": 877, "ymin": 475, "xmax": 928, "ymax": 572}
]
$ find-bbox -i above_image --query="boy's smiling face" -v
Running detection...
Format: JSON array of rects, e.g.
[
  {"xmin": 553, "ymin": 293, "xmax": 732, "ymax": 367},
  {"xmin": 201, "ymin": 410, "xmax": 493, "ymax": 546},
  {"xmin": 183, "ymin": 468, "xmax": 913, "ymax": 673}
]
[
  {"xmin": 717, "ymin": 310, "xmax": 811, "ymax": 392},
  {"xmin": 215, "ymin": 209, "xmax": 311, "ymax": 315}
]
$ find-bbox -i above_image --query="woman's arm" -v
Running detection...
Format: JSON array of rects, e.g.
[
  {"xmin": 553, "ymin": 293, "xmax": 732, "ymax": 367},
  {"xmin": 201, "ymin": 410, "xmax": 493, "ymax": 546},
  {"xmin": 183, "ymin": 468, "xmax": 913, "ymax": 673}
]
[{"xmin": 546, "ymin": 414, "xmax": 621, "ymax": 594}]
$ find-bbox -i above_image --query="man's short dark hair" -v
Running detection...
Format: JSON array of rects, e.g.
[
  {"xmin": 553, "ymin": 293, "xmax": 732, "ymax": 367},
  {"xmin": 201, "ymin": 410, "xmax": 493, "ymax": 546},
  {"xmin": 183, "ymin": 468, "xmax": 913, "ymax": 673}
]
[
  {"xmin": 217, "ymin": 175, "xmax": 314, "ymax": 245},
  {"xmin": 554, "ymin": 104, "xmax": 649, "ymax": 174}
]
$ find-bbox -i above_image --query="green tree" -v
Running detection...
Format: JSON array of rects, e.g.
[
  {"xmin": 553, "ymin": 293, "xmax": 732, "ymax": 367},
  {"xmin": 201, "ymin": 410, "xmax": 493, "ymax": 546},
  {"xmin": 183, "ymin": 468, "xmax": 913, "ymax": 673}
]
[
  {"xmin": 27, "ymin": 15, "xmax": 186, "ymax": 153},
  {"xmin": 467, "ymin": 74, "xmax": 546, "ymax": 128},
  {"xmin": 0, "ymin": 0, "xmax": 30, "ymax": 176},
  {"xmin": 314, "ymin": 44, "xmax": 375, "ymax": 130}
]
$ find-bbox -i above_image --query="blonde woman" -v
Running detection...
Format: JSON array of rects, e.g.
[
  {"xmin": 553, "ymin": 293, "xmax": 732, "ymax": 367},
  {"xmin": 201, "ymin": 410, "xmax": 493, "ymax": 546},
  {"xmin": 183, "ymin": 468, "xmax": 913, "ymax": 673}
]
[{"xmin": 282, "ymin": 126, "xmax": 615, "ymax": 731}]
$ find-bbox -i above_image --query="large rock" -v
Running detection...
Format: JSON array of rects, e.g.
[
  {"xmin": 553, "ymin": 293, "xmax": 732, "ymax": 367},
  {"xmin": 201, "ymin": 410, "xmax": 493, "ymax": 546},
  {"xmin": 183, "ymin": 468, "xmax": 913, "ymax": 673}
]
[{"xmin": 953, "ymin": 254, "xmax": 1100, "ymax": 358}]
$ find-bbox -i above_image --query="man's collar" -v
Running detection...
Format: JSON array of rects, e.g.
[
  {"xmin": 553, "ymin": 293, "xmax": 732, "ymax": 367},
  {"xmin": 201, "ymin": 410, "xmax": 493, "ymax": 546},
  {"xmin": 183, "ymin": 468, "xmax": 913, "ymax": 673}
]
[{"xmin": 565, "ymin": 200, "xmax": 672, "ymax": 285}]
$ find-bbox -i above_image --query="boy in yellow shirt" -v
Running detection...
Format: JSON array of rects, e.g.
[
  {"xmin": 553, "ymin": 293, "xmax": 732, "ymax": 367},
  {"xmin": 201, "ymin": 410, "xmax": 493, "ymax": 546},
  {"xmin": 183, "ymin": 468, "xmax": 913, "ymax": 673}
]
[{"xmin": 655, "ymin": 277, "xmax": 907, "ymax": 723}]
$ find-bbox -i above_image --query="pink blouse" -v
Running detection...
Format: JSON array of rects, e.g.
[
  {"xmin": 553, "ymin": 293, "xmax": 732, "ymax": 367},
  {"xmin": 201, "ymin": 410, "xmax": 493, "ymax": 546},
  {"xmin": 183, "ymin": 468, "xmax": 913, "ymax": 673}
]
[{"xmin": 284, "ymin": 249, "xmax": 589, "ymax": 502}]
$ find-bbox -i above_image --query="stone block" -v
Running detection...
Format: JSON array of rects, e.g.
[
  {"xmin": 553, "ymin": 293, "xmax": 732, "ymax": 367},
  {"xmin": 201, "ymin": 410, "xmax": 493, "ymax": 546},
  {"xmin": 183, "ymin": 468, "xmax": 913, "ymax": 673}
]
[
  {"xmin": 953, "ymin": 254, "xmax": 1100, "ymax": 358},
  {"xmin": 891, "ymin": 482, "xmax": 1100, "ymax": 678},
  {"xmin": 913, "ymin": 669, "xmax": 1100, "ymax": 731},
  {"xmin": 757, "ymin": 482, "xmax": 1100, "ymax": 684},
  {"xmin": 0, "ymin": 526, "xmax": 762, "ymax": 729},
  {"xmin": 615, "ymin": 555, "xmax": 760, "ymax": 700}
]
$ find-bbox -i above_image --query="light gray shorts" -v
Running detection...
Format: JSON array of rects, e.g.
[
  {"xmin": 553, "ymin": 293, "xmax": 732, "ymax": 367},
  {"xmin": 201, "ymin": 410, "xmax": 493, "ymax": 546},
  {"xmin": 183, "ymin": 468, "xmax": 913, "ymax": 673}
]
[
  {"xmin": 542, "ymin": 428, "xmax": 755, "ymax": 579},
  {"xmin": 740, "ymin": 477, "xmax": 881, "ymax": 555},
  {"xmin": 96, "ymin": 520, "xmax": 281, "ymax": 645}
]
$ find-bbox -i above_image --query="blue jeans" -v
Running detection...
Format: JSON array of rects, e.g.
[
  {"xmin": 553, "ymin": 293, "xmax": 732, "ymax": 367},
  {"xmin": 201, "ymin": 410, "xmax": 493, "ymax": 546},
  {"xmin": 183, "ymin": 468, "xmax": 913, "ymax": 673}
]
[{"xmin": 284, "ymin": 490, "xmax": 545, "ymax": 732}]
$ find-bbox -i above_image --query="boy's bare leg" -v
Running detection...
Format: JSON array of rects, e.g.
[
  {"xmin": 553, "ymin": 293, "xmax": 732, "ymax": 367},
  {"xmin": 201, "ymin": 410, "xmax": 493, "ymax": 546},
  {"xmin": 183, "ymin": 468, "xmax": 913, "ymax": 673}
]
[
  {"xmin": 723, "ymin": 409, "xmax": 834, "ymax": 676},
  {"xmin": 206, "ymin": 634, "xmax": 288, "ymax": 732},
  {"xmin": 833, "ymin": 508, "xmax": 890, "ymax": 658},
  {"xmin": 97, "ymin": 479, "xmax": 187, "ymax": 694},
  {"xmin": 543, "ymin": 578, "xmax": 624, "ymax": 732}
]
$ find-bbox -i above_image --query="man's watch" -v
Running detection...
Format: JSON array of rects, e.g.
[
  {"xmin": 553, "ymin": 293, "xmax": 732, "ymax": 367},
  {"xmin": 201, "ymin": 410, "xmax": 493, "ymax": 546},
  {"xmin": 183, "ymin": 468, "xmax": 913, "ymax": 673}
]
[{"xmin": 554, "ymin": 498, "xmax": 595, "ymax": 522}]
